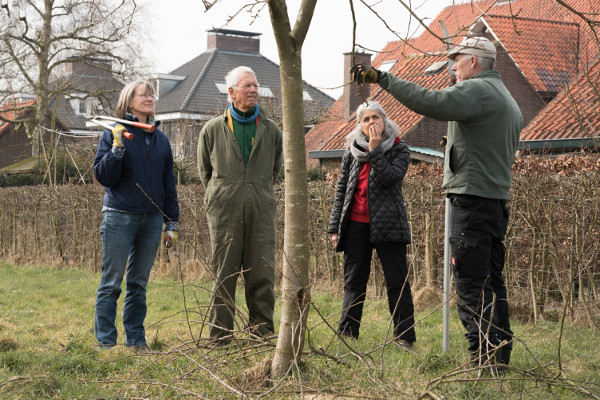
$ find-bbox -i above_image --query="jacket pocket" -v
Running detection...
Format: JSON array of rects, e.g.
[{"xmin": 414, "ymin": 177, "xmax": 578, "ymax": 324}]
[
  {"xmin": 448, "ymin": 144, "xmax": 456, "ymax": 173},
  {"xmin": 117, "ymin": 169, "xmax": 131, "ymax": 198}
]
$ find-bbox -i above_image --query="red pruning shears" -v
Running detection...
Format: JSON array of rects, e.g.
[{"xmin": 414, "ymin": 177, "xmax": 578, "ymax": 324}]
[{"xmin": 86, "ymin": 115, "xmax": 156, "ymax": 140}]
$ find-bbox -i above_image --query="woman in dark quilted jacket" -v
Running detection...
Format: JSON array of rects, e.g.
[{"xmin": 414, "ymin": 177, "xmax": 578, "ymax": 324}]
[{"xmin": 328, "ymin": 101, "xmax": 416, "ymax": 349}]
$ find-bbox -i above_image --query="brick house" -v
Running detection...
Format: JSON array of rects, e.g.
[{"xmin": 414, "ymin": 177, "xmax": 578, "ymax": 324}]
[
  {"xmin": 151, "ymin": 28, "xmax": 335, "ymax": 162},
  {"xmin": 50, "ymin": 57, "xmax": 124, "ymax": 135},
  {"xmin": 0, "ymin": 57, "xmax": 124, "ymax": 172},
  {"xmin": 0, "ymin": 99, "xmax": 69, "ymax": 170},
  {"xmin": 305, "ymin": 0, "xmax": 600, "ymax": 169}
]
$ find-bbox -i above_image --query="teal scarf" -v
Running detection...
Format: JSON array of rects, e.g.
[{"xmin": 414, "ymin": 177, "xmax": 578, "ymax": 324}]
[{"xmin": 228, "ymin": 104, "xmax": 260, "ymax": 123}]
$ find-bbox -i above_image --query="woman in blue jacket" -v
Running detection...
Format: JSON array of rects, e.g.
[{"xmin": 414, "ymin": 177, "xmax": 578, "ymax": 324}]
[{"xmin": 93, "ymin": 80, "xmax": 179, "ymax": 350}]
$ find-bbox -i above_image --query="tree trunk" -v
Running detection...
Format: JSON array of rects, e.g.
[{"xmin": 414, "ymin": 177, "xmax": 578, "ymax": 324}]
[{"xmin": 268, "ymin": 0, "xmax": 317, "ymax": 378}]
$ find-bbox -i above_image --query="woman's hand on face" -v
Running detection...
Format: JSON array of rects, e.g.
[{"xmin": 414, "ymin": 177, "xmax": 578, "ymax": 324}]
[
  {"xmin": 368, "ymin": 123, "xmax": 382, "ymax": 151},
  {"xmin": 330, "ymin": 233, "xmax": 339, "ymax": 247}
]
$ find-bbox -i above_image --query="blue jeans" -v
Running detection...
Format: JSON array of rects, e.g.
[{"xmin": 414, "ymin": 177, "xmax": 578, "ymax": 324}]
[{"xmin": 95, "ymin": 211, "xmax": 163, "ymax": 347}]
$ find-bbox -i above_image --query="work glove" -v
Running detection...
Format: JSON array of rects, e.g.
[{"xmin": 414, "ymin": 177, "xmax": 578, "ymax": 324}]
[
  {"xmin": 350, "ymin": 64, "xmax": 382, "ymax": 84},
  {"xmin": 165, "ymin": 230, "xmax": 178, "ymax": 249},
  {"xmin": 440, "ymin": 136, "xmax": 448, "ymax": 147},
  {"xmin": 112, "ymin": 124, "xmax": 127, "ymax": 148}
]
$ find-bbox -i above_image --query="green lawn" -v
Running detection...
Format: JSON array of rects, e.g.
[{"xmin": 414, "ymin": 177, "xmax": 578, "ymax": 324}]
[{"xmin": 0, "ymin": 262, "xmax": 598, "ymax": 399}]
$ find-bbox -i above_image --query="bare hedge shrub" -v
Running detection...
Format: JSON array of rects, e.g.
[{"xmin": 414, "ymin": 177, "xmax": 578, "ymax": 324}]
[{"xmin": 0, "ymin": 153, "xmax": 598, "ymax": 324}]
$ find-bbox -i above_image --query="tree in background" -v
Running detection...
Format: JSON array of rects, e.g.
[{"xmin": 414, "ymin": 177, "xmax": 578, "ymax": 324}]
[{"xmin": 0, "ymin": 0, "xmax": 148, "ymax": 183}]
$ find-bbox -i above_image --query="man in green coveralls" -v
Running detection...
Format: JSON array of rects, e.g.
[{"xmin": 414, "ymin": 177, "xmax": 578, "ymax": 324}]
[
  {"xmin": 198, "ymin": 66, "xmax": 283, "ymax": 342},
  {"xmin": 351, "ymin": 36, "xmax": 522, "ymax": 368}
]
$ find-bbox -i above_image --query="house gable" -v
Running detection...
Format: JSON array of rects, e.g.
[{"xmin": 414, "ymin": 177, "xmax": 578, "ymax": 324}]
[
  {"xmin": 305, "ymin": 0, "xmax": 599, "ymax": 167},
  {"xmin": 521, "ymin": 60, "xmax": 600, "ymax": 143},
  {"xmin": 153, "ymin": 29, "xmax": 334, "ymax": 123}
]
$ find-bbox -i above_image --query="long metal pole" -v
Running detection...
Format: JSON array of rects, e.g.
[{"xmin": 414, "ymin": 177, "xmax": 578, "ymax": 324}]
[{"xmin": 443, "ymin": 197, "xmax": 451, "ymax": 353}]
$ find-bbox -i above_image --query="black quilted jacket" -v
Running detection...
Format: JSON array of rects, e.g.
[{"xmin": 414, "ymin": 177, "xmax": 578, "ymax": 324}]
[{"xmin": 328, "ymin": 139, "xmax": 412, "ymax": 252}]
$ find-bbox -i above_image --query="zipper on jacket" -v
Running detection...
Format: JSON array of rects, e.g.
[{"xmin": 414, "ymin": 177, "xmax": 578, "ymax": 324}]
[{"xmin": 146, "ymin": 138, "xmax": 151, "ymax": 213}]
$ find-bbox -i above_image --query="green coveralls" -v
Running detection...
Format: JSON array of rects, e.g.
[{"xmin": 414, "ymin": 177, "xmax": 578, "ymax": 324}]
[{"xmin": 198, "ymin": 108, "xmax": 283, "ymax": 339}]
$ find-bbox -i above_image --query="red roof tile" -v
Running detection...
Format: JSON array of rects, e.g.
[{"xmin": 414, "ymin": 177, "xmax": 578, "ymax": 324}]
[
  {"xmin": 521, "ymin": 60, "xmax": 600, "ymax": 140},
  {"xmin": 485, "ymin": 14, "xmax": 579, "ymax": 93},
  {"xmin": 0, "ymin": 99, "xmax": 37, "ymax": 136},
  {"xmin": 304, "ymin": 99, "xmax": 345, "ymax": 153},
  {"xmin": 306, "ymin": 0, "xmax": 600, "ymax": 155}
]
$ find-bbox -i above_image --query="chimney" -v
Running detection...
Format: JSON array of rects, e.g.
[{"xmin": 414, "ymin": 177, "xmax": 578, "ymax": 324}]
[
  {"xmin": 64, "ymin": 57, "xmax": 113, "ymax": 78},
  {"xmin": 343, "ymin": 51, "xmax": 372, "ymax": 120},
  {"xmin": 207, "ymin": 29, "xmax": 261, "ymax": 53}
]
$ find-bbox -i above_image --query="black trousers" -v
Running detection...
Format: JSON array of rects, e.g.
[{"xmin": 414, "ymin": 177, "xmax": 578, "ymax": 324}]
[
  {"xmin": 338, "ymin": 220, "xmax": 416, "ymax": 342},
  {"xmin": 449, "ymin": 194, "xmax": 513, "ymax": 361}
]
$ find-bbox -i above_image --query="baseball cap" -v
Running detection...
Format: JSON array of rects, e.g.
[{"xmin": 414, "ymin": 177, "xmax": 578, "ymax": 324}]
[{"xmin": 447, "ymin": 36, "xmax": 497, "ymax": 61}]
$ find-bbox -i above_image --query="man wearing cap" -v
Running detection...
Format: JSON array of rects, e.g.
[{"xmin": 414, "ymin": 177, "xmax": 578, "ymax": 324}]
[{"xmin": 351, "ymin": 36, "xmax": 522, "ymax": 368}]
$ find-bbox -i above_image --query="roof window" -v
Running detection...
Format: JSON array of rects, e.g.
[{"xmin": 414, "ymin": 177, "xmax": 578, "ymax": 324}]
[
  {"xmin": 379, "ymin": 60, "xmax": 397, "ymax": 72},
  {"xmin": 424, "ymin": 61, "xmax": 448, "ymax": 76}
]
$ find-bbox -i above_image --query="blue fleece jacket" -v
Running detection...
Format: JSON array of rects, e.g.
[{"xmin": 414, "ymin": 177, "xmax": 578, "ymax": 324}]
[{"xmin": 93, "ymin": 114, "xmax": 179, "ymax": 225}]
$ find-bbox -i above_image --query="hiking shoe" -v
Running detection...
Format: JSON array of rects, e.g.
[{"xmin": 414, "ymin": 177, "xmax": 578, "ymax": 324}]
[
  {"xmin": 129, "ymin": 344, "xmax": 150, "ymax": 353},
  {"xmin": 395, "ymin": 339, "xmax": 414, "ymax": 351}
]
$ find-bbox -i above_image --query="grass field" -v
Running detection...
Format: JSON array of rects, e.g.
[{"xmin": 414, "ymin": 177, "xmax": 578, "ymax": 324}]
[{"xmin": 0, "ymin": 262, "xmax": 599, "ymax": 399}]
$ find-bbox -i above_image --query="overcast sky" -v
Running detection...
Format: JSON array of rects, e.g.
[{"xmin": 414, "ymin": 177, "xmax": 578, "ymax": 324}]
[{"xmin": 143, "ymin": 0, "xmax": 450, "ymax": 98}]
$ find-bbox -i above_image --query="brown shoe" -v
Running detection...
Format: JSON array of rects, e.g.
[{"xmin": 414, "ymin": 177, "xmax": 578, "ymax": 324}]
[{"xmin": 395, "ymin": 339, "xmax": 414, "ymax": 351}]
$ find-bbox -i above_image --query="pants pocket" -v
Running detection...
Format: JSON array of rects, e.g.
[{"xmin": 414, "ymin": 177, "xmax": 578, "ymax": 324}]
[{"xmin": 449, "ymin": 234, "xmax": 483, "ymax": 278}]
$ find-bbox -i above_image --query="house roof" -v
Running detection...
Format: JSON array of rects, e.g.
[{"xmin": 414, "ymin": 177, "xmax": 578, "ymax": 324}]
[
  {"xmin": 306, "ymin": 53, "xmax": 451, "ymax": 155},
  {"xmin": 409, "ymin": 0, "xmax": 597, "ymax": 53},
  {"xmin": 306, "ymin": 0, "xmax": 600, "ymax": 157},
  {"xmin": 0, "ymin": 99, "xmax": 37, "ymax": 136},
  {"xmin": 521, "ymin": 60, "xmax": 600, "ymax": 141},
  {"xmin": 0, "ymin": 99, "xmax": 70, "ymax": 135},
  {"xmin": 49, "ymin": 60, "xmax": 124, "ymax": 132},
  {"xmin": 49, "ymin": 95, "xmax": 86, "ymax": 131},
  {"xmin": 304, "ymin": 100, "xmax": 346, "ymax": 153},
  {"xmin": 155, "ymin": 47, "xmax": 335, "ymax": 122},
  {"xmin": 484, "ymin": 14, "xmax": 580, "ymax": 93}
]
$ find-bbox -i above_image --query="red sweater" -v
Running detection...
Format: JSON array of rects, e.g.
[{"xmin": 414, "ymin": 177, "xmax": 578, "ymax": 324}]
[{"xmin": 348, "ymin": 163, "xmax": 371, "ymax": 223}]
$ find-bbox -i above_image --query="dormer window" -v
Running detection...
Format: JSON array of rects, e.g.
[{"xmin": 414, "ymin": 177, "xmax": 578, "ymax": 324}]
[
  {"xmin": 379, "ymin": 60, "xmax": 397, "ymax": 72},
  {"xmin": 425, "ymin": 61, "xmax": 449, "ymax": 76},
  {"xmin": 69, "ymin": 96, "xmax": 92, "ymax": 116}
]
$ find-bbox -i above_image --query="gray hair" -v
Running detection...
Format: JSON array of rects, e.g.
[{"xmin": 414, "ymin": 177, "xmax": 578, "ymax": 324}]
[
  {"xmin": 115, "ymin": 80, "xmax": 155, "ymax": 120},
  {"xmin": 475, "ymin": 56, "xmax": 495, "ymax": 70},
  {"xmin": 225, "ymin": 66, "xmax": 258, "ymax": 102},
  {"xmin": 345, "ymin": 101, "xmax": 399, "ymax": 148}
]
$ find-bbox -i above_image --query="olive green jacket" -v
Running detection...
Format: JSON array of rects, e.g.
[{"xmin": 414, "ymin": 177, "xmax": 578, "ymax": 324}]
[
  {"xmin": 380, "ymin": 70, "xmax": 523, "ymax": 199},
  {"xmin": 197, "ymin": 108, "xmax": 283, "ymax": 244}
]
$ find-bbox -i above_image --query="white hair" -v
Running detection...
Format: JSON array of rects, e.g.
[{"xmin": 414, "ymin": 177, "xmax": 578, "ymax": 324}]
[
  {"xmin": 475, "ymin": 56, "xmax": 495, "ymax": 70},
  {"xmin": 345, "ymin": 101, "xmax": 400, "ymax": 148},
  {"xmin": 225, "ymin": 66, "xmax": 257, "ymax": 102}
]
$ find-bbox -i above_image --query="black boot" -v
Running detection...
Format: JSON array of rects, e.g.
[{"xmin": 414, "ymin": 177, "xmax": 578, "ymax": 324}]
[{"xmin": 499, "ymin": 346, "xmax": 511, "ymax": 366}]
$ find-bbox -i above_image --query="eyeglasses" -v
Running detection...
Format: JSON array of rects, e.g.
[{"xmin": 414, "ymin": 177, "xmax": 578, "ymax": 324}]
[{"xmin": 136, "ymin": 93, "xmax": 156, "ymax": 100}]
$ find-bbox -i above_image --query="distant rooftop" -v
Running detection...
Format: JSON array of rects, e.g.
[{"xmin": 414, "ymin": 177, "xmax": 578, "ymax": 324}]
[{"xmin": 206, "ymin": 29, "xmax": 262, "ymax": 38}]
